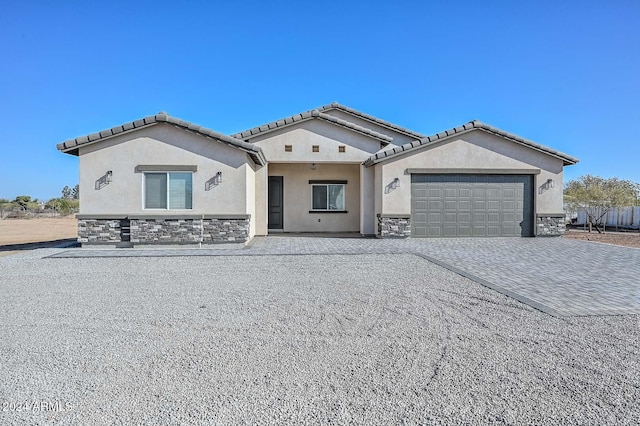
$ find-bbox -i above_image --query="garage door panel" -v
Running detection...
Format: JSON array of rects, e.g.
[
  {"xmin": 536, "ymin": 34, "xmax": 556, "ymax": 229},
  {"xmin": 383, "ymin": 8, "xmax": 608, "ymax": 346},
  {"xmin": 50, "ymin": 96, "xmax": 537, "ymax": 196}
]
[
  {"xmin": 502, "ymin": 200, "xmax": 515, "ymax": 210},
  {"xmin": 487, "ymin": 213, "xmax": 500, "ymax": 223},
  {"xmin": 487, "ymin": 226, "xmax": 501, "ymax": 236},
  {"xmin": 428, "ymin": 227, "xmax": 442, "ymax": 237},
  {"xmin": 444, "ymin": 213, "xmax": 457, "ymax": 223},
  {"xmin": 428, "ymin": 212, "xmax": 441, "ymax": 222},
  {"xmin": 502, "ymin": 224, "xmax": 517, "ymax": 234},
  {"xmin": 411, "ymin": 174, "xmax": 533, "ymax": 238},
  {"xmin": 414, "ymin": 212, "xmax": 427, "ymax": 223},
  {"xmin": 459, "ymin": 188, "xmax": 472, "ymax": 198},
  {"xmin": 503, "ymin": 212, "xmax": 517, "ymax": 222},
  {"xmin": 487, "ymin": 201, "xmax": 500, "ymax": 210},
  {"xmin": 444, "ymin": 201, "xmax": 457, "ymax": 210},
  {"xmin": 415, "ymin": 188, "xmax": 428, "ymax": 198},
  {"xmin": 414, "ymin": 200, "xmax": 427, "ymax": 210},
  {"xmin": 458, "ymin": 226, "xmax": 471, "ymax": 237},
  {"xmin": 443, "ymin": 226, "xmax": 458, "ymax": 237},
  {"xmin": 458, "ymin": 212, "xmax": 472, "ymax": 223},
  {"xmin": 413, "ymin": 226, "xmax": 427, "ymax": 237}
]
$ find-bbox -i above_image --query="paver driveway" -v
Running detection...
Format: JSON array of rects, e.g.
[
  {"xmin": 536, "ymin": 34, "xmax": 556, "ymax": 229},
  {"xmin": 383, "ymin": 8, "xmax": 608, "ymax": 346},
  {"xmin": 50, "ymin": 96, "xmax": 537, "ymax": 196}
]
[{"xmin": 50, "ymin": 236, "xmax": 640, "ymax": 316}]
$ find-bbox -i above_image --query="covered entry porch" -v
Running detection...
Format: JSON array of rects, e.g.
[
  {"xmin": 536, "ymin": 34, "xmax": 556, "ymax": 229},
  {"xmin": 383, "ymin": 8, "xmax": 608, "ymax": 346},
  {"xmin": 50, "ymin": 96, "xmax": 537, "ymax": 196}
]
[{"xmin": 258, "ymin": 163, "xmax": 374, "ymax": 235}]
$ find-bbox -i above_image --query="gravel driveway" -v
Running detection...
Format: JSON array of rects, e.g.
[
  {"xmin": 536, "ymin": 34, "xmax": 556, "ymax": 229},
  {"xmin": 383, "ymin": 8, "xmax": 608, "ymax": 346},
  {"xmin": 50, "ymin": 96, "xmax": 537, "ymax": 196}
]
[{"xmin": 1, "ymin": 249, "xmax": 638, "ymax": 424}]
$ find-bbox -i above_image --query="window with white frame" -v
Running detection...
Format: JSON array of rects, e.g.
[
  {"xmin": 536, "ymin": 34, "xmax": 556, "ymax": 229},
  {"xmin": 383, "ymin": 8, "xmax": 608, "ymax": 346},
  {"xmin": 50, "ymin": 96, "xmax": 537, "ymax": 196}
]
[
  {"xmin": 144, "ymin": 172, "xmax": 193, "ymax": 209},
  {"xmin": 312, "ymin": 183, "xmax": 345, "ymax": 211}
]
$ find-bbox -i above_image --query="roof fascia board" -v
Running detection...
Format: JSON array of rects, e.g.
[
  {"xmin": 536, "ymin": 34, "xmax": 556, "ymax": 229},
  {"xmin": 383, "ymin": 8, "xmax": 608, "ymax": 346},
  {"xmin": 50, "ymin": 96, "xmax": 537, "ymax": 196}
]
[
  {"xmin": 364, "ymin": 125, "xmax": 578, "ymax": 167},
  {"xmin": 57, "ymin": 114, "xmax": 267, "ymax": 166},
  {"xmin": 57, "ymin": 122, "xmax": 160, "ymax": 153}
]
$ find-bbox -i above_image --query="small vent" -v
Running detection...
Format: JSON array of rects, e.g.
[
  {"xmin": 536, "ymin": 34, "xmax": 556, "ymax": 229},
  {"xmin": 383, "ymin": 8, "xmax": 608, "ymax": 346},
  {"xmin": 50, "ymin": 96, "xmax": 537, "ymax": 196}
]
[
  {"xmin": 312, "ymin": 145, "xmax": 319, "ymax": 152},
  {"xmin": 338, "ymin": 146, "xmax": 346, "ymax": 153},
  {"xmin": 284, "ymin": 145, "xmax": 292, "ymax": 152}
]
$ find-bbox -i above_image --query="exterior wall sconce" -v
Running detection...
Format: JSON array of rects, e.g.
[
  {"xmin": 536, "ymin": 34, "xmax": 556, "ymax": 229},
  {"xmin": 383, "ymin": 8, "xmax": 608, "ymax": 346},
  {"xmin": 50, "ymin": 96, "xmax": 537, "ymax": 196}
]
[
  {"xmin": 106, "ymin": 170, "xmax": 113, "ymax": 183},
  {"xmin": 206, "ymin": 172, "xmax": 223, "ymax": 191},
  {"xmin": 539, "ymin": 178, "xmax": 555, "ymax": 194},
  {"xmin": 391, "ymin": 178, "xmax": 400, "ymax": 189},
  {"xmin": 311, "ymin": 163, "xmax": 317, "ymax": 170}
]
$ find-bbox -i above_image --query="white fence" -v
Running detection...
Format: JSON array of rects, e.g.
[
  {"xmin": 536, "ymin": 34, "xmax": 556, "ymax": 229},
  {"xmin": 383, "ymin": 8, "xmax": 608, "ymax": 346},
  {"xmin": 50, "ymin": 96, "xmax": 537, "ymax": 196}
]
[{"xmin": 574, "ymin": 206, "xmax": 640, "ymax": 229}]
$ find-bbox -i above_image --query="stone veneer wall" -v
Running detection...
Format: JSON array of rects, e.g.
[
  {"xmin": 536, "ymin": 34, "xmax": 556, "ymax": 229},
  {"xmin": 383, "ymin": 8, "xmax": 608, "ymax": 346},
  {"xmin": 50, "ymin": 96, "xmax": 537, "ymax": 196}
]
[
  {"xmin": 536, "ymin": 214, "xmax": 566, "ymax": 236},
  {"xmin": 77, "ymin": 215, "xmax": 250, "ymax": 245},
  {"xmin": 202, "ymin": 218, "xmax": 250, "ymax": 243},
  {"xmin": 377, "ymin": 214, "xmax": 411, "ymax": 238},
  {"xmin": 77, "ymin": 218, "xmax": 122, "ymax": 244},
  {"xmin": 129, "ymin": 219, "xmax": 202, "ymax": 244}
]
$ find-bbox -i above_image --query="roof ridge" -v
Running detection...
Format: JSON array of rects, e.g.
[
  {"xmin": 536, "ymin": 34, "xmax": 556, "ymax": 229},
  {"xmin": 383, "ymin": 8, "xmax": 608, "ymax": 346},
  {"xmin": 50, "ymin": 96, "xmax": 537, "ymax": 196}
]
[
  {"xmin": 364, "ymin": 120, "xmax": 579, "ymax": 167},
  {"xmin": 231, "ymin": 107, "xmax": 394, "ymax": 143},
  {"xmin": 315, "ymin": 102, "xmax": 426, "ymax": 139}
]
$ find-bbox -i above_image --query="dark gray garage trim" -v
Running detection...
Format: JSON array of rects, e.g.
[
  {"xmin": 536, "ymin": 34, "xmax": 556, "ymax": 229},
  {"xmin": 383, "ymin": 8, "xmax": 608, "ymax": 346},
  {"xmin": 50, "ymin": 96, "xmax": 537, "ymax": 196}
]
[{"xmin": 411, "ymin": 174, "xmax": 534, "ymax": 237}]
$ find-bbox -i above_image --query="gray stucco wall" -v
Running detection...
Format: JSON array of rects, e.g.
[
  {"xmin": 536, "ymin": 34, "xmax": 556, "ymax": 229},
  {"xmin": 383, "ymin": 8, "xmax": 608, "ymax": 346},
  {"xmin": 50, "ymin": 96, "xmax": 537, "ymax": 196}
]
[
  {"xmin": 250, "ymin": 119, "xmax": 385, "ymax": 163},
  {"xmin": 78, "ymin": 123, "xmax": 255, "ymax": 216},
  {"xmin": 377, "ymin": 129, "xmax": 566, "ymax": 216}
]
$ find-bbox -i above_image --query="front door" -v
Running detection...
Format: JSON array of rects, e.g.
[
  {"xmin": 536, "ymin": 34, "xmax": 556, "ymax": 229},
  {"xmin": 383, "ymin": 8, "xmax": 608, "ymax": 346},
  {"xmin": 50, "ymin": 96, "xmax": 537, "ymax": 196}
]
[{"xmin": 268, "ymin": 176, "xmax": 284, "ymax": 230}]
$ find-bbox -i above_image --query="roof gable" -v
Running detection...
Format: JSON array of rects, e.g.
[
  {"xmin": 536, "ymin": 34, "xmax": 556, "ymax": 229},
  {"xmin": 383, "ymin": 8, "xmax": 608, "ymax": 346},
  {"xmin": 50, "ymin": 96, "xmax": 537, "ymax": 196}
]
[
  {"xmin": 364, "ymin": 120, "xmax": 579, "ymax": 167},
  {"xmin": 57, "ymin": 113, "xmax": 267, "ymax": 166},
  {"xmin": 316, "ymin": 102, "xmax": 425, "ymax": 140},
  {"xmin": 232, "ymin": 109, "xmax": 394, "ymax": 144}
]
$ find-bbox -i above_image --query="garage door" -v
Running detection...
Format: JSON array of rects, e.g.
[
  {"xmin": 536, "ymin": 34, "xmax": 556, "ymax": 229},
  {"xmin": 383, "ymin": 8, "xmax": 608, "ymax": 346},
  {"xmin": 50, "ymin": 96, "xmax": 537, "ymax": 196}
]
[{"xmin": 411, "ymin": 174, "xmax": 533, "ymax": 237}]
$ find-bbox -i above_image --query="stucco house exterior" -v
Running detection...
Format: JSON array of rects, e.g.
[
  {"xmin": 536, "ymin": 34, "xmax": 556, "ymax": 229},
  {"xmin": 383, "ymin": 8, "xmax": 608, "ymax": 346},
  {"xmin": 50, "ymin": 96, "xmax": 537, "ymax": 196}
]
[{"xmin": 56, "ymin": 102, "xmax": 578, "ymax": 246}]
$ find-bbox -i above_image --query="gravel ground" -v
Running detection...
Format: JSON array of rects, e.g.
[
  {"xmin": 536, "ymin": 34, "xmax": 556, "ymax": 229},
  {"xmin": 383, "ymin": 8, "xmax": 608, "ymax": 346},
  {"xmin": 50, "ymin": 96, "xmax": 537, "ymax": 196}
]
[
  {"xmin": 0, "ymin": 249, "xmax": 638, "ymax": 425},
  {"xmin": 563, "ymin": 228, "xmax": 640, "ymax": 249}
]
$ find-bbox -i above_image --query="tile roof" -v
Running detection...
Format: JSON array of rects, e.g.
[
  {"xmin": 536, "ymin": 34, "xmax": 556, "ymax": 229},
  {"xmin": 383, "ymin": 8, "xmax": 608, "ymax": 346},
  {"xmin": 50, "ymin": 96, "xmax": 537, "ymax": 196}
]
[
  {"xmin": 316, "ymin": 102, "xmax": 425, "ymax": 139},
  {"xmin": 231, "ymin": 109, "xmax": 394, "ymax": 143},
  {"xmin": 363, "ymin": 120, "xmax": 579, "ymax": 167},
  {"xmin": 56, "ymin": 112, "xmax": 267, "ymax": 166}
]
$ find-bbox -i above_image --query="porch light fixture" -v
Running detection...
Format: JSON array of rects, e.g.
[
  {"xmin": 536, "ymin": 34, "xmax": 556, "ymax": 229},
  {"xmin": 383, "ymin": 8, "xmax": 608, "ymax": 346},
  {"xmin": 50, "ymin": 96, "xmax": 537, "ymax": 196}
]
[
  {"xmin": 547, "ymin": 178, "xmax": 554, "ymax": 188},
  {"xmin": 214, "ymin": 171, "xmax": 222, "ymax": 185},
  {"xmin": 106, "ymin": 170, "xmax": 113, "ymax": 183},
  {"xmin": 391, "ymin": 178, "xmax": 400, "ymax": 189},
  {"xmin": 311, "ymin": 163, "xmax": 317, "ymax": 170}
]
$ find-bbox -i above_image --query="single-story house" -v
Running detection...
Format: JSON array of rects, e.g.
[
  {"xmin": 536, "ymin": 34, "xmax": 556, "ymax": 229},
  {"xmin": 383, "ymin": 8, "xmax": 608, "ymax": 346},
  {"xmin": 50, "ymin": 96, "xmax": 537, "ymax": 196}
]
[{"xmin": 56, "ymin": 102, "xmax": 578, "ymax": 246}]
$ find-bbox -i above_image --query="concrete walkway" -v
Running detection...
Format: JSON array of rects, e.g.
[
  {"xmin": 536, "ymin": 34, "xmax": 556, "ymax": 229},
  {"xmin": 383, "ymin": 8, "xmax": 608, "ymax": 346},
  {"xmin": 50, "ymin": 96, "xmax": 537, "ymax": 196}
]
[{"xmin": 48, "ymin": 236, "xmax": 640, "ymax": 317}]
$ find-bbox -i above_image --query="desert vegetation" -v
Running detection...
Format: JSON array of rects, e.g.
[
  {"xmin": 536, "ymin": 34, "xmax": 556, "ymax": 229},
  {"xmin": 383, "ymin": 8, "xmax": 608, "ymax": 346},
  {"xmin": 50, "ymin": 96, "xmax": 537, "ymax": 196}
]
[{"xmin": 0, "ymin": 185, "xmax": 79, "ymax": 219}]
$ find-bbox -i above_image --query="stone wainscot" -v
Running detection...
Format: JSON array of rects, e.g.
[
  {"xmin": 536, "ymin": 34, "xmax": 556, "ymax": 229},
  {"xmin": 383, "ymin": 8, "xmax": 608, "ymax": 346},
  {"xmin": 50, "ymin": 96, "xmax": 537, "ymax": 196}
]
[{"xmin": 76, "ymin": 214, "xmax": 250, "ymax": 246}]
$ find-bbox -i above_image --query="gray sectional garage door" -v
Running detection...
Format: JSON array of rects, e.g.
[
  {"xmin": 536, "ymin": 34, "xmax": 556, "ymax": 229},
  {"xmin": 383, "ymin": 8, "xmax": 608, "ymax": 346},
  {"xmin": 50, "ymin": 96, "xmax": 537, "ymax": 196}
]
[{"xmin": 411, "ymin": 174, "xmax": 533, "ymax": 237}]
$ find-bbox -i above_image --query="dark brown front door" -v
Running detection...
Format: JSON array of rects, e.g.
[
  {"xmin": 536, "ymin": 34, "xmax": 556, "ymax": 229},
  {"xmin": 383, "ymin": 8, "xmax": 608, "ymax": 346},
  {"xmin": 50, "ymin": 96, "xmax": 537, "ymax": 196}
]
[{"xmin": 268, "ymin": 176, "xmax": 283, "ymax": 230}]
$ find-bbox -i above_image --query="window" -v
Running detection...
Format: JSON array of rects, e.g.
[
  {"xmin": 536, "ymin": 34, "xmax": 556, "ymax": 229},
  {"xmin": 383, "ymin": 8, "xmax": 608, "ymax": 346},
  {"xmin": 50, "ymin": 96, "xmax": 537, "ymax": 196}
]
[
  {"xmin": 312, "ymin": 184, "xmax": 345, "ymax": 210},
  {"xmin": 144, "ymin": 172, "xmax": 192, "ymax": 209}
]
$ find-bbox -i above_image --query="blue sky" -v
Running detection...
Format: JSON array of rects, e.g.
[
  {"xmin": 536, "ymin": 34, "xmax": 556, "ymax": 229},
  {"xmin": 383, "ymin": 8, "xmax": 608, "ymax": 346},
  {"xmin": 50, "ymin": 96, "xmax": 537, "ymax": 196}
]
[{"xmin": 1, "ymin": 1, "xmax": 638, "ymax": 201}]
